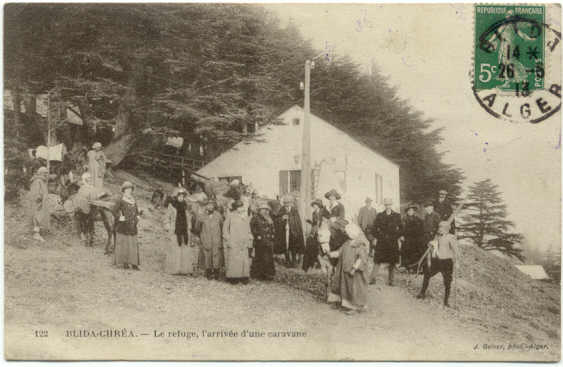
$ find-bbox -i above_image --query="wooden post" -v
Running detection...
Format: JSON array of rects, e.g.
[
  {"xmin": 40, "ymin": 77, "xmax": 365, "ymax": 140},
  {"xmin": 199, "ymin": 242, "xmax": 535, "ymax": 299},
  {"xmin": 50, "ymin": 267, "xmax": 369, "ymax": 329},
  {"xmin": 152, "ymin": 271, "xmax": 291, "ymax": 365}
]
[
  {"xmin": 46, "ymin": 91, "xmax": 51, "ymax": 176},
  {"xmin": 300, "ymin": 60, "xmax": 312, "ymax": 237}
]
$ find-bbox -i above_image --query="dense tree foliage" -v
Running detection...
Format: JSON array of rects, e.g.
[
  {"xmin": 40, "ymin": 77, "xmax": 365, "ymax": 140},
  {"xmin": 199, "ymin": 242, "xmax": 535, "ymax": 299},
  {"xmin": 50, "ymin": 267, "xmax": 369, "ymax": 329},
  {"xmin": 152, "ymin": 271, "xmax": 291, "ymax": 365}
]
[
  {"xmin": 4, "ymin": 3, "xmax": 464, "ymax": 203},
  {"xmin": 459, "ymin": 179, "xmax": 524, "ymax": 261}
]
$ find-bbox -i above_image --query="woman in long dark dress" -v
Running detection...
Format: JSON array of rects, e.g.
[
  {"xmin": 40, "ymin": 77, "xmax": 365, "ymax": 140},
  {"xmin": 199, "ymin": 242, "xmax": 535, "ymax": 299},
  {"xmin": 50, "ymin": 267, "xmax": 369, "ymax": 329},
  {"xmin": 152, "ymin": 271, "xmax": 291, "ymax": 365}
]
[
  {"xmin": 113, "ymin": 181, "xmax": 141, "ymax": 270},
  {"xmin": 303, "ymin": 199, "xmax": 325, "ymax": 272},
  {"xmin": 250, "ymin": 202, "xmax": 276, "ymax": 280},
  {"xmin": 401, "ymin": 203, "xmax": 425, "ymax": 270}
]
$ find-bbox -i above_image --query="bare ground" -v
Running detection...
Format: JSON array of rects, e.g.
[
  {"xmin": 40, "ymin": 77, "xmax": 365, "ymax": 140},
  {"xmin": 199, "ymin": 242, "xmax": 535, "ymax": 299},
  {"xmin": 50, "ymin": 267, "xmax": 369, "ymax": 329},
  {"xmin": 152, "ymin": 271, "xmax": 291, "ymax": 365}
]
[{"xmin": 4, "ymin": 171, "xmax": 560, "ymax": 361}]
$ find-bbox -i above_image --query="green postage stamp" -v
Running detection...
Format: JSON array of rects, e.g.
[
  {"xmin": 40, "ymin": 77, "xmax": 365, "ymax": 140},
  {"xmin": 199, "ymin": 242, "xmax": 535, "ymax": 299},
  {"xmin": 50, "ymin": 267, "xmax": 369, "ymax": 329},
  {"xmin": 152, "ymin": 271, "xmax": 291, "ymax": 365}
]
[
  {"xmin": 473, "ymin": 4, "xmax": 560, "ymax": 123},
  {"xmin": 475, "ymin": 5, "xmax": 545, "ymax": 92}
]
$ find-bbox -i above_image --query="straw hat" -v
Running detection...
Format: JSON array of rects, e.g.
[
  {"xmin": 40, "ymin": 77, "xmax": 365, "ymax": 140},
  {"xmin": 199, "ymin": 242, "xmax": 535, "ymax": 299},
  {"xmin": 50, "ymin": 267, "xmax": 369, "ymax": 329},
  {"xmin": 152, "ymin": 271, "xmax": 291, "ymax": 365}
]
[{"xmin": 92, "ymin": 142, "xmax": 102, "ymax": 149}]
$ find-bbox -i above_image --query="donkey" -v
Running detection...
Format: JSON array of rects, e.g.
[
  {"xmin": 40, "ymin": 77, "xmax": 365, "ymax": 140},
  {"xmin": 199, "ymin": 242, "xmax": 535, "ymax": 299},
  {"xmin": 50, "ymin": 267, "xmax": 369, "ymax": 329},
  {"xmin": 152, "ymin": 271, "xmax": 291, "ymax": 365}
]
[{"xmin": 60, "ymin": 181, "xmax": 116, "ymax": 255}]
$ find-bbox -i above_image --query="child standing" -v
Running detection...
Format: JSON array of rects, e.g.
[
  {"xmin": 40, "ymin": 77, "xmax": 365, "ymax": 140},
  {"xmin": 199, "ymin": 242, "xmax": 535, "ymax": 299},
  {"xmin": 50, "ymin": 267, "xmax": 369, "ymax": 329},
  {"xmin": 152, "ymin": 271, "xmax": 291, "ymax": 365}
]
[{"xmin": 417, "ymin": 221, "xmax": 457, "ymax": 307}]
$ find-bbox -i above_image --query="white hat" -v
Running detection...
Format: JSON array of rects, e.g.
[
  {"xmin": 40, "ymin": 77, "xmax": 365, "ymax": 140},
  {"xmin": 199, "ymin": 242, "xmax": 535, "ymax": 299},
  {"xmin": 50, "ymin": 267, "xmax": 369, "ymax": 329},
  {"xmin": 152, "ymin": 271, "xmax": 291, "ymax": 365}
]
[{"xmin": 92, "ymin": 142, "xmax": 102, "ymax": 149}]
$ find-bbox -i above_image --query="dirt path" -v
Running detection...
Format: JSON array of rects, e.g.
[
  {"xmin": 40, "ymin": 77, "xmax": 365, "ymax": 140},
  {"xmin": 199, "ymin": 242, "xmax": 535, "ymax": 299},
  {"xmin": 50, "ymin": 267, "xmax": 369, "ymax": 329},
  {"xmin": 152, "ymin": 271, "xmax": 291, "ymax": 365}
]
[{"xmin": 4, "ymin": 179, "xmax": 559, "ymax": 361}]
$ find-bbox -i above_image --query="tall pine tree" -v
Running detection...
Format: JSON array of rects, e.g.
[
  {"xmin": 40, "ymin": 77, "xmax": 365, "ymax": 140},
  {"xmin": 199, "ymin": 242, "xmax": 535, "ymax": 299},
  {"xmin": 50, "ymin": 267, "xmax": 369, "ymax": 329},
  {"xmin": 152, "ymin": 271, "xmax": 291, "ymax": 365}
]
[{"xmin": 459, "ymin": 179, "xmax": 524, "ymax": 261}]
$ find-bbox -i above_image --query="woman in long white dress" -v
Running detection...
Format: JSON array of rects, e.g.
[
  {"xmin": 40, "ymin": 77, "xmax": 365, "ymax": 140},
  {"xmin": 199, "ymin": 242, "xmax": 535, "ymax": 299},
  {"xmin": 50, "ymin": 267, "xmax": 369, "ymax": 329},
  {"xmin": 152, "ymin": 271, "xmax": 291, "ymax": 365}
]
[{"xmin": 165, "ymin": 188, "xmax": 197, "ymax": 275}]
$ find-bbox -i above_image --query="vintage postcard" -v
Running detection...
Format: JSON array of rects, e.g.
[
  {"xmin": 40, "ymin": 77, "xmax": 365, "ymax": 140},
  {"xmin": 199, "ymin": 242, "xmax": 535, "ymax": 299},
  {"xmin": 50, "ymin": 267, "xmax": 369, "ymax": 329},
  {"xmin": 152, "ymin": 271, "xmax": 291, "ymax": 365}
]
[{"xmin": 3, "ymin": 2, "xmax": 561, "ymax": 361}]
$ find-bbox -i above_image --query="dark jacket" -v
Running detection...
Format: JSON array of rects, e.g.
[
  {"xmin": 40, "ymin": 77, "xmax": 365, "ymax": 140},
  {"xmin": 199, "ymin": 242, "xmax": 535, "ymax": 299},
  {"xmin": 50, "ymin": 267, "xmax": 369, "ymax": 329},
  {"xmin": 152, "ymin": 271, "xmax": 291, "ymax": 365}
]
[
  {"xmin": 250, "ymin": 214, "xmax": 276, "ymax": 279},
  {"xmin": 323, "ymin": 202, "xmax": 345, "ymax": 220},
  {"xmin": 113, "ymin": 197, "xmax": 140, "ymax": 235},
  {"xmin": 170, "ymin": 199, "xmax": 188, "ymax": 235},
  {"xmin": 372, "ymin": 210, "xmax": 403, "ymax": 264},
  {"xmin": 402, "ymin": 214, "xmax": 425, "ymax": 266},
  {"xmin": 274, "ymin": 205, "xmax": 304, "ymax": 254},
  {"xmin": 423, "ymin": 211, "xmax": 441, "ymax": 242}
]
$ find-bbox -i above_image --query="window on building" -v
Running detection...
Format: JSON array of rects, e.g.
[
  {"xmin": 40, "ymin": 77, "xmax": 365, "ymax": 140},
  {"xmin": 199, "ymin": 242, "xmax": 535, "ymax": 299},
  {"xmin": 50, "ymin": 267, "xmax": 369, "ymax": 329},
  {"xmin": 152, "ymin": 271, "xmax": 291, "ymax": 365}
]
[
  {"xmin": 279, "ymin": 170, "xmax": 301, "ymax": 195},
  {"xmin": 375, "ymin": 172, "xmax": 383, "ymax": 204},
  {"xmin": 292, "ymin": 117, "xmax": 300, "ymax": 126}
]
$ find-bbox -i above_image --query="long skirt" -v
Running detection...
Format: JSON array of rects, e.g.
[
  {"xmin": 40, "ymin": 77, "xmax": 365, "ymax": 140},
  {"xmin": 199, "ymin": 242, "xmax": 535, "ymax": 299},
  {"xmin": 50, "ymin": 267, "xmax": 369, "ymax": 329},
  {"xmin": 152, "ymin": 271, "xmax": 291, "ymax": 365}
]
[
  {"xmin": 251, "ymin": 244, "xmax": 275, "ymax": 279},
  {"xmin": 302, "ymin": 235, "xmax": 320, "ymax": 272},
  {"xmin": 114, "ymin": 233, "xmax": 140, "ymax": 266},
  {"xmin": 224, "ymin": 244, "xmax": 251, "ymax": 279},
  {"xmin": 165, "ymin": 241, "xmax": 196, "ymax": 275}
]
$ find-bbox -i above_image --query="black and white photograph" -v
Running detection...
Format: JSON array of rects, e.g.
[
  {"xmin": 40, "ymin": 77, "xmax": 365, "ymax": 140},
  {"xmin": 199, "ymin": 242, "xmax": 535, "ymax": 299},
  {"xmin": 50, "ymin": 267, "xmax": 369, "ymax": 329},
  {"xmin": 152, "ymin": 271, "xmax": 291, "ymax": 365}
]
[{"xmin": 3, "ymin": 2, "xmax": 561, "ymax": 361}]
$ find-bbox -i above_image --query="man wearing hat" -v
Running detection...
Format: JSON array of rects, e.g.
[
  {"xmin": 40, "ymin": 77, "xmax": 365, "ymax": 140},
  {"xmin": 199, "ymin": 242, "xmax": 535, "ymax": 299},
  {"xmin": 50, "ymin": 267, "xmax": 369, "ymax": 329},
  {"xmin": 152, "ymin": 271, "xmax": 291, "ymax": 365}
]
[
  {"xmin": 275, "ymin": 195, "xmax": 304, "ymax": 268},
  {"xmin": 27, "ymin": 166, "xmax": 50, "ymax": 242},
  {"xmin": 323, "ymin": 189, "xmax": 345, "ymax": 222},
  {"xmin": 370, "ymin": 198, "xmax": 403, "ymax": 286},
  {"xmin": 433, "ymin": 189, "xmax": 455, "ymax": 234},
  {"xmin": 87, "ymin": 142, "xmax": 108, "ymax": 188},
  {"xmin": 358, "ymin": 197, "xmax": 377, "ymax": 242},
  {"xmin": 401, "ymin": 203, "xmax": 425, "ymax": 270}
]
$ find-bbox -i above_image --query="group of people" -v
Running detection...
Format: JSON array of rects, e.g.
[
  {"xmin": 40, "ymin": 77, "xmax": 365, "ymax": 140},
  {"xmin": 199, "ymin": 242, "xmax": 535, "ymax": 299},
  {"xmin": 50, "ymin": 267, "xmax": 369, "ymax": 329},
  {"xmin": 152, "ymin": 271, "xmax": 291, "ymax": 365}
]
[
  {"xmin": 162, "ymin": 181, "xmax": 278, "ymax": 283},
  {"xmin": 316, "ymin": 189, "xmax": 459, "ymax": 312},
  {"xmin": 24, "ymin": 143, "xmax": 459, "ymax": 311}
]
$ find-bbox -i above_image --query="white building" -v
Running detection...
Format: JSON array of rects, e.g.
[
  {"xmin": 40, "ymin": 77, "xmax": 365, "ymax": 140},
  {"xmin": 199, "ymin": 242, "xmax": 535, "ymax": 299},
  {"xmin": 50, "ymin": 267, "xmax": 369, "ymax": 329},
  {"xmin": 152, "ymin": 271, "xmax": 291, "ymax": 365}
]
[{"xmin": 198, "ymin": 105, "xmax": 400, "ymax": 219}]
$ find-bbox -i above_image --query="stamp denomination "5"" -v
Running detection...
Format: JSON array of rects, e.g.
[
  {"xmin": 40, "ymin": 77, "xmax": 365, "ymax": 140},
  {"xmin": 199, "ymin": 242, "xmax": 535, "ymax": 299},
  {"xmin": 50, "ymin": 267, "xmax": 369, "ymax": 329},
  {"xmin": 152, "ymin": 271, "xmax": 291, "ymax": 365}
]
[{"xmin": 473, "ymin": 5, "xmax": 561, "ymax": 123}]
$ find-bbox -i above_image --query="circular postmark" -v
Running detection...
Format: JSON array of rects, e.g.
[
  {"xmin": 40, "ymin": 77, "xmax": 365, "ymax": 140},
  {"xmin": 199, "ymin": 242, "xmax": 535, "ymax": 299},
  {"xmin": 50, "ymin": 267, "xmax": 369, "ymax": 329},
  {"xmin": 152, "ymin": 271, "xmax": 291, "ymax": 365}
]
[{"xmin": 473, "ymin": 5, "xmax": 561, "ymax": 123}]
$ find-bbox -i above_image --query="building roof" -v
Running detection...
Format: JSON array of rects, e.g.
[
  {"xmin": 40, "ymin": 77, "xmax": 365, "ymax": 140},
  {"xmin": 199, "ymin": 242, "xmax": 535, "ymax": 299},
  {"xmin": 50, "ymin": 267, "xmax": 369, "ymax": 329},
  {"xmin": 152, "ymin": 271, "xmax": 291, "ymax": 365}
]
[
  {"xmin": 277, "ymin": 105, "xmax": 399, "ymax": 168},
  {"xmin": 515, "ymin": 265, "xmax": 550, "ymax": 280}
]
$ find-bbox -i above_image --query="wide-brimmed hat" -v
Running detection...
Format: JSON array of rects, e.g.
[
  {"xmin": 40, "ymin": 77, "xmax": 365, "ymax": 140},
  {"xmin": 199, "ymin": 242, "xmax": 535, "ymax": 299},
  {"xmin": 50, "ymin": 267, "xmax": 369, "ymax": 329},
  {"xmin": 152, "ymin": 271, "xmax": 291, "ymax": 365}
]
[
  {"xmin": 231, "ymin": 200, "xmax": 244, "ymax": 211},
  {"xmin": 383, "ymin": 197, "xmax": 393, "ymax": 205},
  {"xmin": 324, "ymin": 189, "xmax": 341, "ymax": 200},
  {"xmin": 311, "ymin": 198, "xmax": 323, "ymax": 208},
  {"xmin": 406, "ymin": 202, "xmax": 418, "ymax": 211},
  {"xmin": 92, "ymin": 142, "xmax": 102, "ymax": 149},
  {"xmin": 230, "ymin": 179, "xmax": 240, "ymax": 186},
  {"xmin": 121, "ymin": 181, "xmax": 134, "ymax": 192},
  {"xmin": 439, "ymin": 189, "xmax": 448, "ymax": 195}
]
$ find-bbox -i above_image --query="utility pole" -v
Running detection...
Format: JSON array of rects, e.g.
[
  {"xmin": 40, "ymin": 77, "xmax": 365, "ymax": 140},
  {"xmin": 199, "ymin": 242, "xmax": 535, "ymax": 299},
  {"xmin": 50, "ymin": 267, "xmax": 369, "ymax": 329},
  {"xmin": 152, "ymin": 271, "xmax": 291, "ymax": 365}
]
[
  {"xmin": 300, "ymin": 60, "xmax": 312, "ymax": 237},
  {"xmin": 46, "ymin": 90, "xmax": 52, "ymax": 176}
]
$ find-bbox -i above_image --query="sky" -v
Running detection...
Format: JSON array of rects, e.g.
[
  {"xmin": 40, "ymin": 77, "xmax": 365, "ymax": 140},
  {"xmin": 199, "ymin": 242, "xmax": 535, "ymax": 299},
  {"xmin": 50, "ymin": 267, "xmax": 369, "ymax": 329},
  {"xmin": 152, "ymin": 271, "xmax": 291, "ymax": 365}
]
[{"xmin": 265, "ymin": 3, "xmax": 561, "ymax": 254}]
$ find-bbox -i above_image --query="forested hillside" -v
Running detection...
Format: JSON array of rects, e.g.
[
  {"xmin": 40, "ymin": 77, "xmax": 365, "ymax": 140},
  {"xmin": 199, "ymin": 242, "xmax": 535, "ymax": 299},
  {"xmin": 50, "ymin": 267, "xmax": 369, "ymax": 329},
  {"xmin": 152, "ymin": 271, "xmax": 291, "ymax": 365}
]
[{"xmin": 4, "ymin": 3, "xmax": 464, "ymax": 202}]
